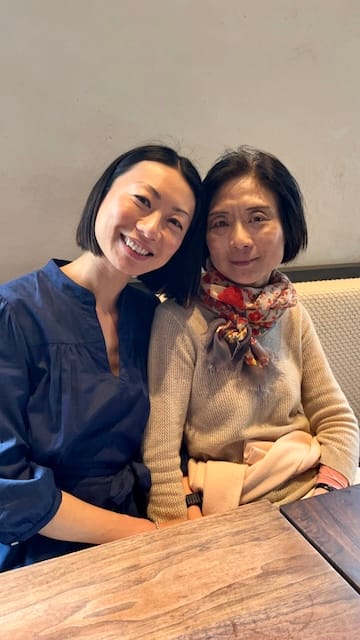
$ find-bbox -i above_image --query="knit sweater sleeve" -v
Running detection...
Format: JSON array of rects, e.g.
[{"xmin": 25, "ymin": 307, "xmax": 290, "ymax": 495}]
[
  {"xmin": 143, "ymin": 301, "xmax": 196, "ymax": 522},
  {"xmin": 299, "ymin": 304, "xmax": 359, "ymax": 483}
]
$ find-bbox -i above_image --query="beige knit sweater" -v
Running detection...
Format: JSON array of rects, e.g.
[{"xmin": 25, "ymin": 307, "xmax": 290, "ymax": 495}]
[{"xmin": 143, "ymin": 298, "xmax": 359, "ymax": 522}]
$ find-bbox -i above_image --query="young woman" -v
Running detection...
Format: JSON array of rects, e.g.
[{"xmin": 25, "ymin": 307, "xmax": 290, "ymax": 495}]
[
  {"xmin": 0, "ymin": 144, "xmax": 205, "ymax": 571},
  {"xmin": 143, "ymin": 145, "xmax": 359, "ymax": 522}
]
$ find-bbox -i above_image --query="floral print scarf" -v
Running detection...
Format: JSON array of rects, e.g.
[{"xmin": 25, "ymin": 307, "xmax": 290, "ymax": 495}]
[{"xmin": 199, "ymin": 263, "xmax": 297, "ymax": 385}]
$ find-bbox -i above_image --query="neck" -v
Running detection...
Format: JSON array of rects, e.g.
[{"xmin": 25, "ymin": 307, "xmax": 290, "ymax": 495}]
[{"xmin": 61, "ymin": 253, "xmax": 130, "ymax": 312}]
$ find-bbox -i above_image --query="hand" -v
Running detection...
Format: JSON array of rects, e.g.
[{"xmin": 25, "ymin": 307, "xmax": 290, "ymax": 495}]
[
  {"xmin": 157, "ymin": 518, "xmax": 188, "ymax": 529},
  {"xmin": 187, "ymin": 505, "xmax": 203, "ymax": 520},
  {"xmin": 182, "ymin": 475, "xmax": 192, "ymax": 494}
]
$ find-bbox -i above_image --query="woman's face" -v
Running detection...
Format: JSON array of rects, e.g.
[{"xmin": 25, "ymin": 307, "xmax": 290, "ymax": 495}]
[
  {"xmin": 94, "ymin": 161, "xmax": 195, "ymax": 277},
  {"xmin": 206, "ymin": 174, "xmax": 284, "ymax": 287}
]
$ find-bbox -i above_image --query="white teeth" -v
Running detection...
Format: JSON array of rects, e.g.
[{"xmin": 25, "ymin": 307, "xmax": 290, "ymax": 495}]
[{"xmin": 124, "ymin": 236, "xmax": 150, "ymax": 256}]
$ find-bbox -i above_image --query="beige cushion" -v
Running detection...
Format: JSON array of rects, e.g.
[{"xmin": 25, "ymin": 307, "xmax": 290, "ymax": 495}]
[{"xmin": 295, "ymin": 278, "xmax": 360, "ymax": 424}]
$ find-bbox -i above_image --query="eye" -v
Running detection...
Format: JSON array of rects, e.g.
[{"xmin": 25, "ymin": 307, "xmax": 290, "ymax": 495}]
[
  {"xmin": 169, "ymin": 217, "xmax": 183, "ymax": 231},
  {"xmin": 134, "ymin": 194, "xmax": 151, "ymax": 208},
  {"xmin": 250, "ymin": 213, "xmax": 267, "ymax": 223},
  {"xmin": 208, "ymin": 218, "xmax": 229, "ymax": 230}
]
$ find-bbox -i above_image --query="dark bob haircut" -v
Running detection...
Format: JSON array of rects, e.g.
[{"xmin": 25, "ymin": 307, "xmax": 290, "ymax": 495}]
[
  {"xmin": 76, "ymin": 144, "xmax": 205, "ymax": 305},
  {"xmin": 202, "ymin": 145, "xmax": 308, "ymax": 265}
]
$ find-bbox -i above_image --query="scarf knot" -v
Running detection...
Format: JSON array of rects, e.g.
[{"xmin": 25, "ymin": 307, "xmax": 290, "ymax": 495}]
[{"xmin": 199, "ymin": 264, "xmax": 297, "ymax": 383}]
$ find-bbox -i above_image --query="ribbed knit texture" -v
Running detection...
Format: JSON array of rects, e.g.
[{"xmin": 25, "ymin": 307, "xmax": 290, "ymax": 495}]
[
  {"xmin": 143, "ymin": 298, "xmax": 359, "ymax": 523},
  {"xmin": 296, "ymin": 278, "xmax": 360, "ymax": 424}
]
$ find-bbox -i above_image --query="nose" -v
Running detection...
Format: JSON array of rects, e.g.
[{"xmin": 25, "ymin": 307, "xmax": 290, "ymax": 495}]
[
  {"xmin": 230, "ymin": 222, "xmax": 253, "ymax": 248},
  {"xmin": 136, "ymin": 211, "xmax": 162, "ymax": 241}
]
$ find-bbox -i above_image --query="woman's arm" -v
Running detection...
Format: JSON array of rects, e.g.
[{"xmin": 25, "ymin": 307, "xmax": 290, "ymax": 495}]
[
  {"xmin": 0, "ymin": 299, "xmax": 58, "ymax": 546},
  {"xmin": 143, "ymin": 303, "xmax": 197, "ymax": 523},
  {"xmin": 39, "ymin": 491, "xmax": 156, "ymax": 543}
]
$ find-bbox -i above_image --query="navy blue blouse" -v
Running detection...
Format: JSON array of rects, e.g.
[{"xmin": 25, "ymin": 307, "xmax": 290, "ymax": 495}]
[{"xmin": 0, "ymin": 260, "xmax": 159, "ymax": 570}]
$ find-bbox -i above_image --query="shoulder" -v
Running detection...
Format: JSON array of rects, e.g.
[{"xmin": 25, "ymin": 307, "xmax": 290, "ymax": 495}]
[
  {"xmin": 274, "ymin": 300, "xmax": 319, "ymax": 353},
  {"xmin": 0, "ymin": 269, "xmax": 49, "ymax": 351},
  {"xmin": 0, "ymin": 261, "xmax": 89, "ymax": 344},
  {"xmin": 0, "ymin": 260, "xmax": 67, "ymax": 307},
  {"xmin": 288, "ymin": 300, "xmax": 317, "ymax": 333},
  {"xmin": 0, "ymin": 268, "xmax": 42, "ymax": 304},
  {"xmin": 0, "ymin": 268, "xmax": 49, "ymax": 329},
  {"xmin": 279, "ymin": 299, "xmax": 314, "ymax": 328},
  {"xmin": 152, "ymin": 298, "xmax": 213, "ymax": 336}
]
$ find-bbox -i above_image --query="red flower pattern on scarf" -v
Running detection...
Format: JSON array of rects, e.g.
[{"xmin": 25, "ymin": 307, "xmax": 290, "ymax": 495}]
[
  {"xmin": 218, "ymin": 287, "xmax": 245, "ymax": 307},
  {"xmin": 199, "ymin": 263, "xmax": 297, "ymax": 370}
]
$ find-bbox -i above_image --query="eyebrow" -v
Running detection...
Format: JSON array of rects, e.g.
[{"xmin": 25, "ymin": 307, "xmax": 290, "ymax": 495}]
[
  {"xmin": 246, "ymin": 205, "xmax": 274, "ymax": 213},
  {"xmin": 209, "ymin": 205, "xmax": 274, "ymax": 216},
  {"xmin": 135, "ymin": 182, "xmax": 191, "ymax": 217}
]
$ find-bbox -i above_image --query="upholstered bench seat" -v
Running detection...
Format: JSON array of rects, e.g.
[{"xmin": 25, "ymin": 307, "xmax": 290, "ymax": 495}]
[{"xmin": 295, "ymin": 277, "xmax": 360, "ymax": 480}]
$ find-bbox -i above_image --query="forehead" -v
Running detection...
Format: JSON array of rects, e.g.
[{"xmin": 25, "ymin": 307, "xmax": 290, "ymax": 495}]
[
  {"xmin": 114, "ymin": 161, "xmax": 180, "ymax": 186},
  {"xmin": 211, "ymin": 174, "xmax": 278, "ymax": 210},
  {"xmin": 110, "ymin": 160, "xmax": 195, "ymax": 209}
]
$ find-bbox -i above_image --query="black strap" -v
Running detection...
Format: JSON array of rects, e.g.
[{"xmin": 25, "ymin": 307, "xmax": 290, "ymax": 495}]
[{"xmin": 314, "ymin": 482, "xmax": 336, "ymax": 492}]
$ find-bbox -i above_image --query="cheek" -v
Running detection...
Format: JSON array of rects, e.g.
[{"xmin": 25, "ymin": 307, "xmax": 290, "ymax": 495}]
[
  {"xmin": 263, "ymin": 226, "xmax": 284, "ymax": 254},
  {"xmin": 168, "ymin": 238, "xmax": 182, "ymax": 256},
  {"xmin": 206, "ymin": 235, "xmax": 225, "ymax": 264},
  {"xmin": 163, "ymin": 232, "xmax": 185, "ymax": 258},
  {"xmin": 206, "ymin": 233, "xmax": 214, "ymax": 256},
  {"xmin": 275, "ymin": 229, "xmax": 285, "ymax": 257},
  {"xmin": 94, "ymin": 213, "xmax": 105, "ymax": 243},
  {"xmin": 94, "ymin": 206, "xmax": 114, "ymax": 242}
]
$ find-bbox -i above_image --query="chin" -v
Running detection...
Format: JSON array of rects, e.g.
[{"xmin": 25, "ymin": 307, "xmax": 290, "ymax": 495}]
[{"xmin": 228, "ymin": 273, "xmax": 256, "ymax": 286}]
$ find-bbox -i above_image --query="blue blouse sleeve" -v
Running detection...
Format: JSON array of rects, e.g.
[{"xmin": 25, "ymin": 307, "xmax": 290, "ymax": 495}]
[{"xmin": 0, "ymin": 297, "xmax": 62, "ymax": 544}]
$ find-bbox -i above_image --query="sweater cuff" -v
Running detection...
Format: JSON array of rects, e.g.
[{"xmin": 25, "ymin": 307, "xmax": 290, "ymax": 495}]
[{"xmin": 317, "ymin": 464, "xmax": 348, "ymax": 489}]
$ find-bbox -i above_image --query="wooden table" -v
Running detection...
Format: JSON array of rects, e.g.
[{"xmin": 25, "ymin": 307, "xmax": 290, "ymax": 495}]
[
  {"xmin": 281, "ymin": 483, "xmax": 360, "ymax": 594},
  {"xmin": 1, "ymin": 500, "xmax": 360, "ymax": 640}
]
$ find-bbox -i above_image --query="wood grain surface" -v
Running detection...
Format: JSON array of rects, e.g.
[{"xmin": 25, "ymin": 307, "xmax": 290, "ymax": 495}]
[
  {"xmin": 281, "ymin": 483, "xmax": 360, "ymax": 593},
  {"xmin": 1, "ymin": 500, "xmax": 359, "ymax": 640}
]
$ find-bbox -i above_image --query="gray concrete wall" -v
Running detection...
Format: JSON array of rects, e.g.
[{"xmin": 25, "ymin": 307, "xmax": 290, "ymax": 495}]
[{"xmin": 1, "ymin": 0, "xmax": 359, "ymax": 282}]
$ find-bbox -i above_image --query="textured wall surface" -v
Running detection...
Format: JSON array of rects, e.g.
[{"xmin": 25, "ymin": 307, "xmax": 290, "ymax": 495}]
[{"xmin": 1, "ymin": 0, "xmax": 359, "ymax": 282}]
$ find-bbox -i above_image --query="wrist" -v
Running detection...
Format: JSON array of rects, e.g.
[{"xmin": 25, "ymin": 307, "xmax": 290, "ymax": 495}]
[
  {"xmin": 185, "ymin": 492, "xmax": 203, "ymax": 508},
  {"xmin": 314, "ymin": 482, "xmax": 337, "ymax": 492}
]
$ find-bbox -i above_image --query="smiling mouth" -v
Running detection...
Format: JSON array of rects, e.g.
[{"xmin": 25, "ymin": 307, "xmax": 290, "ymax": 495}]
[
  {"xmin": 230, "ymin": 258, "xmax": 257, "ymax": 266},
  {"xmin": 122, "ymin": 235, "xmax": 153, "ymax": 257}
]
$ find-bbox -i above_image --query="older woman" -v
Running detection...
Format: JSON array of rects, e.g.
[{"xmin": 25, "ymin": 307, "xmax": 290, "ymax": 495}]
[{"xmin": 143, "ymin": 145, "xmax": 359, "ymax": 522}]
